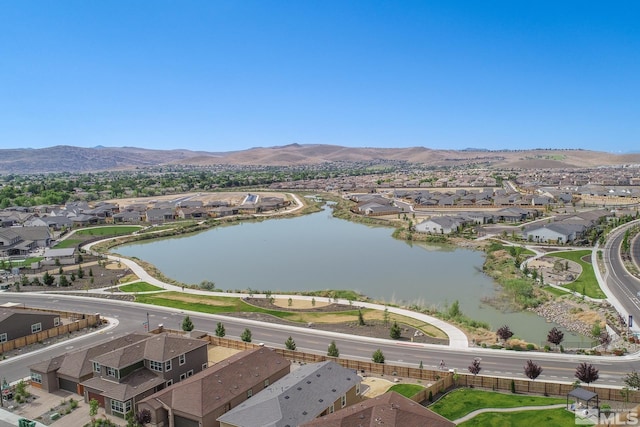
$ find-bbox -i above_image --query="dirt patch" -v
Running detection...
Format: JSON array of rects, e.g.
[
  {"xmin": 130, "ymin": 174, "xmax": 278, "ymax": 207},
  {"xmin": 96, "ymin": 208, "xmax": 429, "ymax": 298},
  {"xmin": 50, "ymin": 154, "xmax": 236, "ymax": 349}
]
[
  {"xmin": 272, "ymin": 297, "xmax": 330, "ymax": 309},
  {"xmin": 361, "ymin": 377, "xmax": 395, "ymax": 397},
  {"xmin": 208, "ymin": 345, "xmax": 242, "ymax": 364},
  {"xmin": 244, "ymin": 297, "xmax": 354, "ymax": 313}
]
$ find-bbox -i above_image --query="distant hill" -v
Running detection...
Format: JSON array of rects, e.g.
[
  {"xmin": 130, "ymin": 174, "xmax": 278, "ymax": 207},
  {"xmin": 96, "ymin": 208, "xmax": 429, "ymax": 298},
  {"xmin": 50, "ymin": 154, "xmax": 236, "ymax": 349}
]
[{"xmin": 1, "ymin": 144, "xmax": 639, "ymax": 174}]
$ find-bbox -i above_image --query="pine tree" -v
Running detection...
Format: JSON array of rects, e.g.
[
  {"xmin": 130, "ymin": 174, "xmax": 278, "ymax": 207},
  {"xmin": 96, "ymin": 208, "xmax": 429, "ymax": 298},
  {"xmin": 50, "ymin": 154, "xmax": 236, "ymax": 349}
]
[
  {"xmin": 215, "ymin": 322, "xmax": 225, "ymax": 337},
  {"xmin": 372, "ymin": 349, "xmax": 385, "ymax": 363},
  {"xmin": 358, "ymin": 309, "xmax": 366, "ymax": 326},
  {"xmin": 241, "ymin": 328, "xmax": 252, "ymax": 342},
  {"xmin": 327, "ymin": 340, "xmax": 339, "ymax": 357},
  {"xmin": 181, "ymin": 315, "xmax": 194, "ymax": 332},
  {"xmin": 285, "ymin": 336, "xmax": 296, "ymax": 350},
  {"xmin": 390, "ymin": 321, "xmax": 402, "ymax": 339}
]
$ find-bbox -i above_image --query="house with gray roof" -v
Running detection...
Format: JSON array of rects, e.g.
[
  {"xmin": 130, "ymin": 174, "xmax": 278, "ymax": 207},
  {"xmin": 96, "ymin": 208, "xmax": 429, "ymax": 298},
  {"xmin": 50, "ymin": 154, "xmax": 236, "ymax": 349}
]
[
  {"xmin": 415, "ymin": 216, "xmax": 466, "ymax": 235},
  {"xmin": 300, "ymin": 391, "xmax": 455, "ymax": 427},
  {"xmin": 523, "ymin": 222, "xmax": 586, "ymax": 244},
  {"xmin": 138, "ymin": 347, "xmax": 291, "ymax": 427},
  {"xmin": 0, "ymin": 307, "xmax": 61, "ymax": 346},
  {"xmin": 217, "ymin": 360, "xmax": 361, "ymax": 427},
  {"xmin": 42, "ymin": 247, "xmax": 76, "ymax": 265}
]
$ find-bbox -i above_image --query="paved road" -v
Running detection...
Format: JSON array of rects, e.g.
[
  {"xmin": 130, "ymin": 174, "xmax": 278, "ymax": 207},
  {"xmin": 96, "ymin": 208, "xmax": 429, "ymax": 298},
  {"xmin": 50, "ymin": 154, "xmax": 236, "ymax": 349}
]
[
  {"xmin": 0, "ymin": 293, "xmax": 635, "ymax": 387},
  {"xmin": 600, "ymin": 220, "xmax": 640, "ymax": 332}
]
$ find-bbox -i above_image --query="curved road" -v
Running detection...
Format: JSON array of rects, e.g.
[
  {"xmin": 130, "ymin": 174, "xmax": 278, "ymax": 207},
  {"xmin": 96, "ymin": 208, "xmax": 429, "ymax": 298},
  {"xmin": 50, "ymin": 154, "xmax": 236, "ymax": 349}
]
[{"xmin": 1, "ymin": 292, "xmax": 636, "ymax": 388}]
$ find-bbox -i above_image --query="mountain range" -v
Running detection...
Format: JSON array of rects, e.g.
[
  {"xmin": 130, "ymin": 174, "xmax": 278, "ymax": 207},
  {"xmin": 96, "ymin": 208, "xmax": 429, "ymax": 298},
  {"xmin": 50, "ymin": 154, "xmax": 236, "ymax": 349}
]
[{"xmin": 1, "ymin": 144, "xmax": 640, "ymax": 174}]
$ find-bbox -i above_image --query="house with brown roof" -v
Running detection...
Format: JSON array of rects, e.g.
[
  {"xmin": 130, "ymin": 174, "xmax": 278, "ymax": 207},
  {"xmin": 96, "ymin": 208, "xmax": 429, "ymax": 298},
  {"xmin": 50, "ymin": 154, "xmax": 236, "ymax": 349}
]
[
  {"xmin": 301, "ymin": 391, "xmax": 455, "ymax": 427},
  {"xmin": 138, "ymin": 347, "xmax": 290, "ymax": 427},
  {"xmin": 30, "ymin": 332, "xmax": 209, "ymax": 419},
  {"xmin": 82, "ymin": 333, "xmax": 209, "ymax": 418}
]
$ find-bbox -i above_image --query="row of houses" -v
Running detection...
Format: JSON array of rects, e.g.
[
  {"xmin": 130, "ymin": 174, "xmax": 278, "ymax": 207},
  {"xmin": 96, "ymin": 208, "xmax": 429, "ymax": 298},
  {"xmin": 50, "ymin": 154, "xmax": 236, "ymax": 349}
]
[
  {"xmin": 415, "ymin": 207, "xmax": 539, "ymax": 235},
  {"xmin": 521, "ymin": 209, "xmax": 612, "ymax": 244},
  {"xmin": 0, "ymin": 226, "xmax": 52, "ymax": 257},
  {"xmin": 29, "ymin": 331, "xmax": 453, "ymax": 427},
  {"xmin": 0, "ymin": 196, "xmax": 289, "ymax": 228},
  {"xmin": 394, "ymin": 189, "xmax": 562, "ymax": 208}
]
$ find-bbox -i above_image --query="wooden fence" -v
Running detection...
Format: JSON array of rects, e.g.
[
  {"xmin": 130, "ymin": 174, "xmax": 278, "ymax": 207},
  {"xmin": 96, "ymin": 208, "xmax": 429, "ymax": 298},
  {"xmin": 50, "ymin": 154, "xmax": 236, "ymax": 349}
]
[
  {"xmin": 189, "ymin": 333, "xmax": 640, "ymax": 404},
  {"xmin": 0, "ymin": 309, "xmax": 101, "ymax": 354}
]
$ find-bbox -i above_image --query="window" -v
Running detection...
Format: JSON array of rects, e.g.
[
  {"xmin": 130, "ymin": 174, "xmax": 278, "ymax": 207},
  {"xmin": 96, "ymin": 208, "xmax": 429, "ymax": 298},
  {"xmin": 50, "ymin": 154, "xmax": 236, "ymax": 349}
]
[
  {"xmin": 187, "ymin": 370, "xmax": 193, "ymax": 377},
  {"xmin": 341, "ymin": 394, "xmax": 346, "ymax": 408},
  {"xmin": 329, "ymin": 404, "xmax": 334, "ymax": 414},
  {"xmin": 31, "ymin": 323, "xmax": 42, "ymax": 333},
  {"xmin": 202, "ymin": 363, "xmax": 208, "ymax": 370},
  {"xmin": 247, "ymin": 389, "xmax": 253, "ymax": 398},
  {"xmin": 264, "ymin": 379, "xmax": 269, "ymax": 388},
  {"xmin": 54, "ymin": 317, "xmax": 61, "ymax": 326},
  {"xmin": 110, "ymin": 399, "xmax": 132, "ymax": 415},
  {"xmin": 166, "ymin": 379, "xmax": 173, "ymax": 387},
  {"xmin": 179, "ymin": 373, "xmax": 187, "ymax": 381},
  {"xmin": 165, "ymin": 360, "xmax": 172, "ymax": 372},
  {"xmin": 0, "ymin": 333, "xmax": 7, "ymax": 343},
  {"xmin": 30, "ymin": 373, "xmax": 42, "ymax": 384},
  {"xmin": 356, "ymin": 383, "xmax": 360, "ymax": 395},
  {"xmin": 149, "ymin": 361, "xmax": 163, "ymax": 372},
  {"xmin": 106, "ymin": 367, "xmax": 116, "ymax": 377},
  {"xmin": 179, "ymin": 354, "xmax": 186, "ymax": 366},
  {"xmin": 93, "ymin": 362, "xmax": 101, "ymax": 373}
]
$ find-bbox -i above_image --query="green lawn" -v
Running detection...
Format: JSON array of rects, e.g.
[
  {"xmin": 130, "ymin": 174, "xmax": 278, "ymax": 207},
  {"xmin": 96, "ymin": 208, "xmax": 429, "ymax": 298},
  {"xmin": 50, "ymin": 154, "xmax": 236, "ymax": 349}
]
[
  {"xmin": 119, "ymin": 282, "xmax": 163, "ymax": 292},
  {"xmin": 542, "ymin": 286, "xmax": 571, "ymax": 296},
  {"xmin": 458, "ymin": 408, "xmax": 575, "ymax": 427},
  {"xmin": 429, "ymin": 389, "xmax": 566, "ymax": 420},
  {"xmin": 387, "ymin": 384, "xmax": 425, "ymax": 398},
  {"xmin": 134, "ymin": 292, "xmax": 370, "ymax": 324},
  {"xmin": 75, "ymin": 226, "xmax": 141, "ymax": 236},
  {"xmin": 4, "ymin": 257, "xmax": 43, "ymax": 267},
  {"xmin": 53, "ymin": 239, "xmax": 83, "ymax": 249},
  {"xmin": 550, "ymin": 250, "xmax": 606, "ymax": 299}
]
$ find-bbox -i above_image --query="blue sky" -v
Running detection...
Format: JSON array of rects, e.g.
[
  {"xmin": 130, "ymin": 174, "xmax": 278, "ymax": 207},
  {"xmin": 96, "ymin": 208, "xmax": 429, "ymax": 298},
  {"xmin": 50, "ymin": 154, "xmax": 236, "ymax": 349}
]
[{"xmin": 1, "ymin": 1, "xmax": 638, "ymax": 153}]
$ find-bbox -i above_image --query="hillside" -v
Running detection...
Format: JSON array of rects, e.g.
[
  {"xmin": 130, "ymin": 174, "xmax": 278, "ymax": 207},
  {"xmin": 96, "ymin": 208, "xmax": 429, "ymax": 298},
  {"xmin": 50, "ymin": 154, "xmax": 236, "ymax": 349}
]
[{"xmin": 1, "ymin": 144, "xmax": 639, "ymax": 174}]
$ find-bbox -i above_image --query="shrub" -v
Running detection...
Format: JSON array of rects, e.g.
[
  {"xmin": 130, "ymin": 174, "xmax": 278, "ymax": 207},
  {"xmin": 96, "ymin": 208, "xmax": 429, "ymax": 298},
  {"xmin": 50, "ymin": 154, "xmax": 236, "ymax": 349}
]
[{"xmin": 526, "ymin": 343, "xmax": 535, "ymax": 351}]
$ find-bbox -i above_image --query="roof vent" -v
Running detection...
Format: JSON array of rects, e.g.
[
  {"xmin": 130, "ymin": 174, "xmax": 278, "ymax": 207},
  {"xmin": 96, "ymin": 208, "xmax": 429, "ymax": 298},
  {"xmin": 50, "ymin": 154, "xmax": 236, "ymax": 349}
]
[
  {"xmin": 297, "ymin": 387, "xmax": 302, "ymax": 391},
  {"xmin": 306, "ymin": 381, "xmax": 311, "ymax": 384},
  {"xmin": 284, "ymin": 396, "xmax": 290, "ymax": 399},
  {"xmin": 332, "ymin": 389, "xmax": 336, "ymax": 392},
  {"xmin": 316, "ymin": 374, "xmax": 321, "ymax": 377},
  {"xmin": 303, "ymin": 411, "xmax": 307, "ymax": 415},
  {"xmin": 319, "ymin": 399, "xmax": 323, "ymax": 403}
]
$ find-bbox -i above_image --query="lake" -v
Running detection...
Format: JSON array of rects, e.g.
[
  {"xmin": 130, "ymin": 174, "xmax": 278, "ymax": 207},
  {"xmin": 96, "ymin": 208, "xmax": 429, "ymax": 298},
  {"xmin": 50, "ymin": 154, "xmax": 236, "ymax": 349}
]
[{"xmin": 115, "ymin": 206, "xmax": 590, "ymax": 345}]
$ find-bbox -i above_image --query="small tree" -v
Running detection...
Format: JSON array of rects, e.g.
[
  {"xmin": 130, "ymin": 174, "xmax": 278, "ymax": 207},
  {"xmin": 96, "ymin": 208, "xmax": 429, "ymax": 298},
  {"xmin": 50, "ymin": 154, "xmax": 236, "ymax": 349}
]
[
  {"xmin": 135, "ymin": 409, "xmax": 151, "ymax": 426},
  {"xmin": 89, "ymin": 268, "xmax": 93, "ymax": 277},
  {"xmin": 43, "ymin": 271, "xmax": 55, "ymax": 286},
  {"xmin": 547, "ymin": 327, "xmax": 564, "ymax": 348},
  {"xmin": 383, "ymin": 306, "xmax": 390, "ymax": 326},
  {"xmin": 591, "ymin": 321, "xmax": 602, "ymax": 338},
  {"xmin": 327, "ymin": 340, "xmax": 339, "ymax": 357},
  {"xmin": 599, "ymin": 331, "xmax": 612, "ymax": 350},
  {"xmin": 390, "ymin": 321, "xmax": 402, "ymax": 340},
  {"xmin": 575, "ymin": 362, "xmax": 599, "ymax": 384},
  {"xmin": 241, "ymin": 328, "xmax": 252, "ymax": 342},
  {"xmin": 285, "ymin": 336, "xmax": 296, "ymax": 351},
  {"xmin": 77, "ymin": 265, "xmax": 84, "ymax": 279},
  {"xmin": 59, "ymin": 275, "xmax": 69, "ymax": 287},
  {"xmin": 358, "ymin": 309, "xmax": 366, "ymax": 326},
  {"xmin": 181, "ymin": 315, "xmax": 194, "ymax": 332},
  {"xmin": 311, "ymin": 297, "xmax": 316, "ymax": 307},
  {"xmin": 372, "ymin": 349, "xmax": 385, "ymax": 363},
  {"xmin": 468, "ymin": 359, "xmax": 481, "ymax": 376},
  {"xmin": 623, "ymin": 370, "xmax": 640, "ymax": 390},
  {"xmin": 215, "ymin": 322, "xmax": 225, "ymax": 337},
  {"xmin": 70, "ymin": 271, "xmax": 76, "ymax": 282},
  {"xmin": 496, "ymin": 325, "xmax": 514, "ymax": 342},
  {"xmin": 89, "ymin": 398, "xmax": 99, "ymax": 419},
  {"xmin": 524, "ymin": 360, "xmax": 543, "ymax": 381},
  {"xmin": 288, "ymin": 297, "xmax": 293, "ymax": 307},
  {"xmin": 419, "ymin": 360, "xmax": 424, "ymax": 369}
]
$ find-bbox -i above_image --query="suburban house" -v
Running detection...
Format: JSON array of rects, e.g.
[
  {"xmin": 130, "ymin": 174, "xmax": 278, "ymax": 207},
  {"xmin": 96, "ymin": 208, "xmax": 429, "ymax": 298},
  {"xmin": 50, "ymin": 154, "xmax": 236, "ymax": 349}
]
[
  {"xmin": 522, "ymin": 222, "xmax": 586, "ymax": 244},
  {"xmin": 217, "ymin": 361, "xmax": 361, "ymax": 427},
  {"xmin": 30, "ymin": 332, "xmax": 209, "ymax": 418},
  {"xmin": 300, "ymin": 391, "xmax": 455, "ymax": 427},
  {"xmin": 146, "ymin": 208, "xmax": 175, "ymax": 223},
  {"xmin": 41, "ymin": 247, "xmax": 77, "ymax": 265},
  {"xmin": 0, "ymin": 307, "xmax": 61, "ymax": 343},
  {"xmin": 30, "ymin": 333, "xmax": 149, "ymax": 395},
  {"xmin": 138, "ymin": 347, "xmax": 291, "ymax": 427},
  {"xmin": 415, "ymin": 216, "xmax": 466, "ymax": 234},
  {"xmin": 0, "ymin": 226, "xmax": 52, "ymax": 256}
]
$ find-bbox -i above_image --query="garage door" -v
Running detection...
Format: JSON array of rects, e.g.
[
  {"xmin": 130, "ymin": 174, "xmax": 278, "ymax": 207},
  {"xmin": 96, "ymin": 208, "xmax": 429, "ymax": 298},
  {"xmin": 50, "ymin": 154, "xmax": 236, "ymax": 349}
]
[
  {"xmin": 174, "ymin": 415, "xmax": 199, "ymax": 427},
  {"xmin": 58, "ymin": 378, "xmax": 77, "ymax": 393},
  {"xmin": 87, "ymin": 391, "xmax": 105, "ymax": 408}
]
